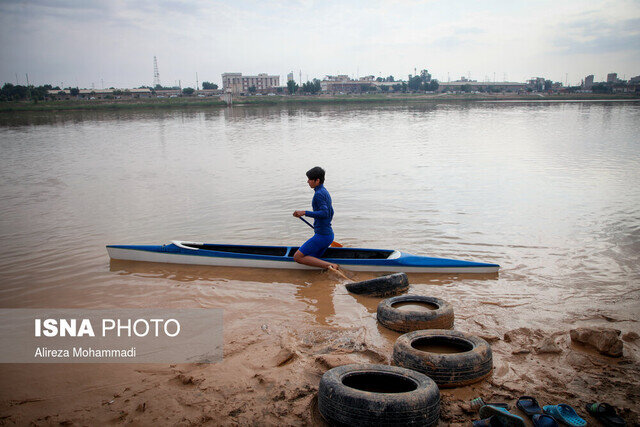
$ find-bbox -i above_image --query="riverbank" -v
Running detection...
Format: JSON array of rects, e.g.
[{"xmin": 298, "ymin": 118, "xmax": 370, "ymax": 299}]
[
  {"xmin": 0, "ymin": 270, "xmax": 638, "ymax": 425},
  {"xmin": 1, "ymin": 92, "xmax": 638, "ymax": 112}
]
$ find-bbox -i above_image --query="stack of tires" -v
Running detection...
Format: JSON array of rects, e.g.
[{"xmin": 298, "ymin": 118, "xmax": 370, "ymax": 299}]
[{"xmin": 318, "ymin": 273, "xmax": 493, "ymax": 426}]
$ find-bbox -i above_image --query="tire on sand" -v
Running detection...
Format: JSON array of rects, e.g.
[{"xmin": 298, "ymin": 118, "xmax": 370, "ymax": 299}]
[
  {"xmin": 393, "ymin": 330, "xmax": 493, "ymax": 388},
  {"xmin": 377, "ymin": 295, "xmax": 454, "ymax": 332},
  {"xmin": 345, "ymin": 272, "xmax": 409, "ymax": 297},
  {"xmin": 318, "ymin": 364, "xmax": 440, "ymax": 426}
]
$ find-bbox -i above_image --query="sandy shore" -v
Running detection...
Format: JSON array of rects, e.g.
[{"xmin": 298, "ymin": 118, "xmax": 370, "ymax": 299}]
[{"xmin": 1, "ymin": 269, "xmax": 638, "ymax": 425}]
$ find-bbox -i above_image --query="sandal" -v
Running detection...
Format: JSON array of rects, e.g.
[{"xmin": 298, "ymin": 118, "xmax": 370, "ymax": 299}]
[
  {"xmin": 543, "ymin": 404, "xmax": 586, "ymax": 426},
  {"xmin": 585, "ymin": 403, "xmax": 626, "ymax": 427}
]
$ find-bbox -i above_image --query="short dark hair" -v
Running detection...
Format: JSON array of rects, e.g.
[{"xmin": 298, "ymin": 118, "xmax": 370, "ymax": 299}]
[{"xmin": 306, "ymin": 166, "xmax": 325, "ymax": 184}]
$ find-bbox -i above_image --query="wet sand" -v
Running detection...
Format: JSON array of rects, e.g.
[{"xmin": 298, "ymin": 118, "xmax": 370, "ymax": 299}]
[{"xmin": 1, "ymin": 264, "xmax": 638, "ymax": 425}]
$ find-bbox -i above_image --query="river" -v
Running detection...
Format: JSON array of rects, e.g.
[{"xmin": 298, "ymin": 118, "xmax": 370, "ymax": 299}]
[{"xmin": 0, "ymin": 101, "xmax": 639, "ymax": 423}]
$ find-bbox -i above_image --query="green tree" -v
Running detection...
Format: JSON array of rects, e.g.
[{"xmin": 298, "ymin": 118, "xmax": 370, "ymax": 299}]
[
  {"xmin": 591, "ymin": 83, "xmax": 612, "ymax": 94},
  {"xmin": 427, "ymin": 80, "xmax": 439, "ymax": 92},
  {"xmin": 201, "ymin": 81, "xmax": 218, "ymax": 90},
  {"xmin": 408, "ymin": 75, "xmax": 423, "ymax": 91},
  {"xmin": 70, "ymin": 87, "xmax": 80, "ymax": 96},
  {"xmin": 360, "ymin": 83, "xmax": 376, "ymax": 92},
  {"xmin": 380, "ymin": 85, "xmax": 389, "ymax": 92},
  {"xmin": 182, "ymin": 87, "xmax": 195, "ymax": 95},
  {"xmin": 287, "ymin": 80, "xmax": 299, "ymax": 95},
  {"xmin": 301, "ymin": 79, "xmax": 322, "ymax": 94},
  {"xmin": 544, "ymin": 80, "xmax": 552, "ymax": 91},
  {"xmin": 248, "ymin": 86, "xmax": 257, "ymax": 94}
]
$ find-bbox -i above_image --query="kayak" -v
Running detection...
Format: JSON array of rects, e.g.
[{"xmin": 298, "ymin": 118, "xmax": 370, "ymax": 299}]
[{"xmin": 106, "ymin": 241, "xmax": 500, "ymax": 273}]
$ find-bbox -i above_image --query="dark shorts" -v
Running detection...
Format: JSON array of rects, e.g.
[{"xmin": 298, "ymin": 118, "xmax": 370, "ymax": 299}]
[{"xmin": 299, "ymin": 233, "xmax": 334, "ymax": 258}]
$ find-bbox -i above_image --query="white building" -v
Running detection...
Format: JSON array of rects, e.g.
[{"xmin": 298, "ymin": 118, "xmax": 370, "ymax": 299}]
[{"xmin": 222, "ymin": 73, "xmax": 280, "ymax": 94}]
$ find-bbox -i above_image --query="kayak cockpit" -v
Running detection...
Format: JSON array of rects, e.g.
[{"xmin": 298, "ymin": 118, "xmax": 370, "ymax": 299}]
[
  {"xmin": 179, "ymin": 242, "xmax": 288, "ymax": 256},
  {"xmin": 173, "ymin": 241, "xmax": 397, "ymax": 260}
]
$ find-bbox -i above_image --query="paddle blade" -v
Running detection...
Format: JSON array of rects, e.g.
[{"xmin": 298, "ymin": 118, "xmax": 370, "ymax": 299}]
[{"xmin": 330, "ymin": 241, "xmax": 343, "ymax": 247}]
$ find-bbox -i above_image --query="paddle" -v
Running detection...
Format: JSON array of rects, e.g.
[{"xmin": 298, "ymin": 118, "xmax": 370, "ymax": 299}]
[{"xmin": 298, "ymin": 217, "xmax": 343, "ymax": 248}]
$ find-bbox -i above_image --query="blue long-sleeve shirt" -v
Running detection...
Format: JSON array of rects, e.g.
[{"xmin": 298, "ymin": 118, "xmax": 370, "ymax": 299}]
[{"xmin": 305, "ymin": 184, "xmax": 334, "ymax": 235}]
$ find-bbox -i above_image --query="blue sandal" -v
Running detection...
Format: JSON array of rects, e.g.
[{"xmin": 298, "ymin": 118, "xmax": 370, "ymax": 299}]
[
  {"xmin": 543, "ymin": 404, "xmax": 586, "ymax": 426},
  {"xmin": 479, "ymin": 405, "xmax": 526, "ymax": 427},
  {"xmin": 532, "ymin": 414, "xmax": 559, "ymax": 427},
  {"xmin": 517, "ymin": 396, "xmax": 543, "ymax": 416}
]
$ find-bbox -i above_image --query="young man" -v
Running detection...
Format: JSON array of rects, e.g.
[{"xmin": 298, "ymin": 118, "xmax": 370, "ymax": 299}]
[{"xmin": 293, "ymin": 167, "xmax": 339, "ymax": 271}]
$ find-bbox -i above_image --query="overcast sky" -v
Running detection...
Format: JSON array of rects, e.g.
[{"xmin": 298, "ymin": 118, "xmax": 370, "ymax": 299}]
[{"xmin": 1, "ymin": 0, "xmax": 639, "ymax": 89}]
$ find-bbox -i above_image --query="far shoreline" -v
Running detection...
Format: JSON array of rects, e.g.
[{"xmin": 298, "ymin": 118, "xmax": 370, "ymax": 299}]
[{"xmin": 0, "ymin": 92, "xmax": 638, "ymax": 113}]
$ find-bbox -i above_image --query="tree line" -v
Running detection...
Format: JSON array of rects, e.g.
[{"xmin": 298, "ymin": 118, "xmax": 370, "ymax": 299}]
[
  {"xmin": 1, "ymin": 83, "xmax": 61, "ymax": 101},
  {"xmin": 1, "ymin": 81, "xmax": 221, "ymax": 102}
]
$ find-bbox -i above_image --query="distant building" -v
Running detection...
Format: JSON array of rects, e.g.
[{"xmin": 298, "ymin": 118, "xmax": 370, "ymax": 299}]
[
  {"xmin": 47, "ymin": 88, "xmax": 152, "ymax": 100},
  {"xmin": 526, "ymin": 77, "xmax": 546, "ymax": 91},
  {"xmin": 437, "ymin": 81, "xmax": 526, "ymax": 93},
  {"xmin": 583, "ymin": 75, "xmax": 594, "ymax": 89},
  {"xmin": 321, "ymin": 75, "xmax": 377, "ymax": 93},
  {"xmin": 287, "ymin": 72, "xmax": 294, "ymax": 82},
  {"xmin": 630, "ymin": 75, "xmax": 640, "ymax": 84},
  {"xmin": 221, "ymin": 72, "xmax": 280, "ymax": 94},
  {"xmin": 607, "ymin": 73, "xmax": 618, "ymax": 83}
]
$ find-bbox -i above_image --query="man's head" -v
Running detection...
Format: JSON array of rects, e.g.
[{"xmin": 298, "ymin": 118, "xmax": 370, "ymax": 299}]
[{"xmin": 306, "ymin": 166, "xmax": 325, "ymax": 188}]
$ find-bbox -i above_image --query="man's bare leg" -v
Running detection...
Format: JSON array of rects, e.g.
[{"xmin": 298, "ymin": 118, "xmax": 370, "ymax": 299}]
[{"xmin": 293, "ymin": 250, "xmax": 339, "ymax": 270}]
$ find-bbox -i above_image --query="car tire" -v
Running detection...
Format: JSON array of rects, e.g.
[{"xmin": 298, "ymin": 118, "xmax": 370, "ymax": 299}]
[
  {"xmin": 393, "ymin": 329, "xmax": 493, "ymax": 387},
  {"xmin": 318, "ymin": 363, "xmax": 440, "ymax": 426},
  {"xmin": 377, "ymin": 295, "xmax": 454, "ymax": 332},
  {"xmin": 345, "ymin": 272, "xmax": 409, "ymax": 297}
]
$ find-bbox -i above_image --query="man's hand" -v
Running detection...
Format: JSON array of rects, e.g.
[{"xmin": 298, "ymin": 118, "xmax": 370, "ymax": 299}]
[{"xmin": 293, "ymin": 210, "xmax": 306, "ymax": 217}]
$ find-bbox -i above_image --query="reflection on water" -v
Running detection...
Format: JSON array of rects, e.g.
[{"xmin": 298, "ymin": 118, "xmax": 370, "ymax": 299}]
[{"xmin": 0, "ymin": 101, "xmax": 639, "ymax": 332}]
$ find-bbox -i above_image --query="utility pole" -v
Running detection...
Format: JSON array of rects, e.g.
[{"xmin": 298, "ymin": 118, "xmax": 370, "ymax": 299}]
[
  {"xmin": 196, "ymin": 72, "xmax": 199, "ymax": 91},
  {"xmin": 25, "ymin": 73, "xmax": 30, "ymax": 100}
]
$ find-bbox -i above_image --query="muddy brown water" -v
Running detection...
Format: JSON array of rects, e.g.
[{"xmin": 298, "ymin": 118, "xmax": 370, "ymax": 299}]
[{"xmin": 1, "ymin": 102, "xmax": 639, "ymax": 424}]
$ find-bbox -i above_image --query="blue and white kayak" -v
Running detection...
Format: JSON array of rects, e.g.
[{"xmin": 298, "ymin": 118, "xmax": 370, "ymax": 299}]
[{"xmin": 107, "ymin": 241, "xmax": 499, "ymax": 274}]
